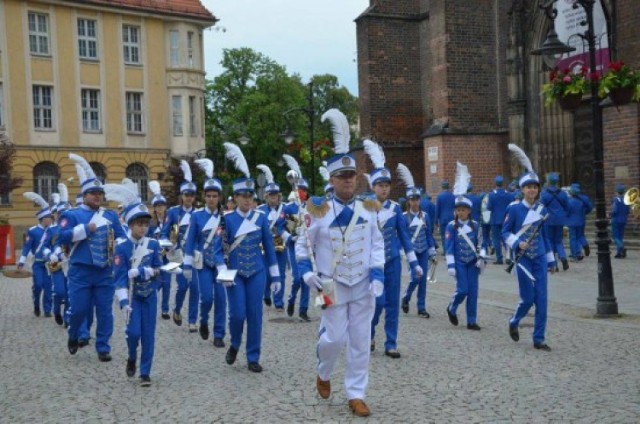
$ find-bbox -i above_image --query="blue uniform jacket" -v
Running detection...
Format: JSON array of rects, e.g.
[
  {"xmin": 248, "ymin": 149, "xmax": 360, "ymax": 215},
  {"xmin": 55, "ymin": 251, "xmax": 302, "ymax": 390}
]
[
  {"xmin": 444, "ymin": 219, "xmax": 480, "ymax": 268},
  {"xmin": 114, "ymin": 237, "xmax": 163, "ymax": 298},
  {"xmin": 258, "ymin": 203, "xmax": 288, "ymax": 240},
  {"xmin": 540, "ymin": 186, "xmax": 569, "ymax": 226},
  {"xmin": 610, "ymin": 195, "xmax": 630, "ymax": 224},
  {"xmin": 566, "ymin": 194, "xmax": 593, "ymax": 227},
  {"xmin": 160, "ymin": 206, "xmax": 194, "ymax": 248},
  {"xmin": 403, "ymin": 210, "xmax": 436, "ymax": 254},
  {"xmin": 502, "ymin": 201, "xmax": 554, "ymax": 263},
  {"xmin": 468, "ymin": 193, "xmax": 483, "ymax": 222},
  {"xmin": 435, "ymin": 191, "xmax": 455, "ymax": 227},
  {"xmin": 19, "ymin": 224, "xmax": 49, "ymax": 264},
  {"xmin": 487, "ymin": 188, "xmax": 513, "ymax": 225},
  {"xmin": 419, "ymin": 197, "xmax": 436, "ymax": 232},
  {"xmin": 378, "ymin": 200, "xmax": 417, "ymax": 265},
  {"xmin": 183, "ymin": 207, "xmax": 224, "ymax": 269}
]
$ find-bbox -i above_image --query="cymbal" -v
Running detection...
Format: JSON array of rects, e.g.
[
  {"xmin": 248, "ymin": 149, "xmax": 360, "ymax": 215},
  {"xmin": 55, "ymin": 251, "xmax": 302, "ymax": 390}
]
[{"xmin": 2, "ymin": 269, "xmax": 33, "ymax": 279}]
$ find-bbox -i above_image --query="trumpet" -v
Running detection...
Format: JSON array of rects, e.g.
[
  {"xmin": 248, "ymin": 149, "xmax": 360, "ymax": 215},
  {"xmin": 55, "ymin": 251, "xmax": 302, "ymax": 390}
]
[
  {"xmin": 623, "ymin": 187, "xmax": 640, "ymax": 218},
  {"xmin": 272, "ymin": 228, "xmax": 285, "ymax": 253},
  {"xmin": 427, "ymin": 256, "xmax": 438, "ymax": 284},
  {"xmin": 169, "ymin": 224, "xmax": 179, "ymax": 245},
  {"xmin": 47, "ymin": 261, "xmax": 63, "ymax": 273}
]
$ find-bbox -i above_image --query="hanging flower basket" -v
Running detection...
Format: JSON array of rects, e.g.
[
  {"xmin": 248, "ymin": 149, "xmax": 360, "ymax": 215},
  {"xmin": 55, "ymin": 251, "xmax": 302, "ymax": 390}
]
[
  {"xmin": 608, "ymin": 86, "xmax": 635, "ymax": 106},
  {"xmin": 557, "ymin": 93, "xmax": 583, "ymax": 111},
  {"xmin": 597, "ymin": 61, "xmax": 640, "ymax": 105}
]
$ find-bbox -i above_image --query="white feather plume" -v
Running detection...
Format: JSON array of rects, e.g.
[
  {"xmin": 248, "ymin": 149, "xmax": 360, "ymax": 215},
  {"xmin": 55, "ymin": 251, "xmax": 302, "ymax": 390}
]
[
  {"xmin": 224, "ymin": 142, "xmax": 250, "ymax": 178},
  {"xmin": 23, "ymin": 192, "xmax": 49, "ymax": 209},
  {"xmin": 58, "ymin": 183, "xmax": 69, "ymax": 203},
  {"xmin": 282, "ymin": 154, "xmax": 302, "ymax": 179},
  {"xmin": 120, "ymin": 178, "xmax": 139, "ymax": 197},
  {"xmin": 51, "ymin": 193, "xmax": 60, "ymax": 205},
  {"xmin": 453, "ymin": 162, "xmax": 471, "ymax": 196},
  {"xmin": 256, "ymin": 164, "xmax": 274, "ymax": 185},
  {"xmin": 195, "ymin": 159, "xmax": 214, "ymax": 179},
  {"xmin": 149, "ymin": 181, "xmax": 162, "ymax": 197},
  {"xmin": 397, "ymin": 163, "xmax": 415, "ymax": 188},
  {"xmin": 69, "ymin": 153, "xmax": 97, "ymax": 181},
  {"xmin": 180, "ymin": 160, "xmax": 193, "ymax": 182},
  {"xmin": 362, "ymin": 139, "xmax": 386, "ymax": 169},
  {"xmin": 103, "ymin": 183, "xmax": 139, "ymax": 206},
  {"xmin": 363, "ymin": 173, "xmax": 372, "ymax": 190},
  {"xmin": 508, "ymin": 143, "xmax": 534, "ymax": 173},
  {"xmin": 319, "ymin": 166, "xmax": 330, "ymax": 183},
  {"xmin": 321, "ymin": 108, "xmax": 351, "ymax": 154},
  {"xmin": 74, "ymin": 164, "xmax": 86, "ymax": 183}
]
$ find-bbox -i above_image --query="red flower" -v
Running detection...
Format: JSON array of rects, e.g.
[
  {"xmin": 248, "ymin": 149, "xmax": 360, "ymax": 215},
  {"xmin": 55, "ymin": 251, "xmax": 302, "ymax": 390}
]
[
  {"xmin": 609, "ymin": 61, "xmax": 624, "ymax": 72},
  {"xmin": 589, "ymin": 72, "xmax": 600, "ymax": 81}
]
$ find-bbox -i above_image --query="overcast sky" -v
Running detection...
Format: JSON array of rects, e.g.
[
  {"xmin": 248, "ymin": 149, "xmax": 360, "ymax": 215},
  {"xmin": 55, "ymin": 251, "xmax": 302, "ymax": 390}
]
[{"xmin": 200, "ymin": 0, "xmax": 370, "ymax": 95}]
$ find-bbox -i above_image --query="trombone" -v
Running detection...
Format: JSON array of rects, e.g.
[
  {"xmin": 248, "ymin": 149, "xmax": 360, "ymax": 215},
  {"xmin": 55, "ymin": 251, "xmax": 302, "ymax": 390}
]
[{"xmin": 427, "ymin": 256, "xmax": 438, "ymax": 284}]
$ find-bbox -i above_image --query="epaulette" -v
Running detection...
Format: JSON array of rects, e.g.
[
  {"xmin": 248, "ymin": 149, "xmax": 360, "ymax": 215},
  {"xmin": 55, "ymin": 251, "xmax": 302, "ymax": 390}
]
[
  {"xmin": 361, "ymin": 197, "xmax": 381, "ymax": 212},
  {"xmin": 29, "ymin": 225, "xmax": 37, "ymax": 231},
  {"xmin": 116, "ymin": 237, "xmax": 128, "ymax": 245},
  {"xmin": 306, "ymin": 196, "xmax": 329, "ymax": 218}
]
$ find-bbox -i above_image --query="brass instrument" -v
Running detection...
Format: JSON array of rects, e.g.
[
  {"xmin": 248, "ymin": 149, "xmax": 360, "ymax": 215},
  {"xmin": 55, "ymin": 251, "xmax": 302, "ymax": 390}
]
[
  {"xmin": 47, "ymin": 261, "xmax": 63, "ymax": 273},
  {"xmin": 169, "ymin": 224, "xmax": 179, "ymax": 245},
  {"xmin": 427, "ymin": 256, "xmax": 438, "ymax": 284},
  {"xmin": 273, "ymin": 228, "xmax": 285, "ymax": 253},
  {"xmin": 107, "ymin": 227, "xmax": 115, "ymax": 265},
  {"xmin": 623, "ymin": 187, "xmax": 640, "ymax": 217},
  {"xmin": 286, "ymin": 215, "xmax": 301, "ymax": 234}
]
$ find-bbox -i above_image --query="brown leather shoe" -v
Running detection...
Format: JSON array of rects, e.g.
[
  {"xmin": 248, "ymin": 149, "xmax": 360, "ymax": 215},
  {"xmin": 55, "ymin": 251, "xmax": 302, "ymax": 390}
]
[
  {"xmin": 348, "ymin": 399, "xmax": 371, "ymax": 417},
  {"xmin": 316, "ymin": 376, "xmax": 331, "ymax": 399}
]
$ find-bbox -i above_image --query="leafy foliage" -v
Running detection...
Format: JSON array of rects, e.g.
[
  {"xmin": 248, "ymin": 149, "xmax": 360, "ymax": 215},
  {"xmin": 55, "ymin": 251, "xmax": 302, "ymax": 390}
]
[
  {"xmin": 0, "ymin": 129, "xmax": 23, "ymax": 197},
  {"xmin": 542, "ymin": 67, "xmax": 589, "ymax": 106},
  {"xmin": 597, "ymin": 61, "xmax": 640, "ymax": 101}
]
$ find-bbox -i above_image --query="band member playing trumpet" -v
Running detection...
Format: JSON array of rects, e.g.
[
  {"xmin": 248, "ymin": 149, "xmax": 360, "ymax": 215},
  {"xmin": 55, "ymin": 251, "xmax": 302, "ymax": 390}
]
[{"xmin": 256, "ymin": 164, "xmax": 288, "ymax": 311}]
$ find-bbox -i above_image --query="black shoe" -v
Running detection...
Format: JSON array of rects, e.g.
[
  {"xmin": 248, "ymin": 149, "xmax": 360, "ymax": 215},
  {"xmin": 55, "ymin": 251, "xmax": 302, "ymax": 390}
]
[
  {"xmin": 561, "ymin": 258, "xmax": 569, "ymax": 271},
  {"xmin": 509, "ymin": 325, "xmax": 519, "ymax": 342},
  {"xmin": 299, "ymin": 312, "xmax": 311, "ymax": 322},
  {"xmin": 534, "ymin": 343, "xmax": 552, "ymax": 352},
  {"xmin": 505, "ymin": 258, "xmax": 513, "ymax": 266},
  {"xmin": 622, "ymin": 248, "xmax": 627, "ymax": 258},
  {"xmin": 418, "ymin": 310, "xmax": 430, "ymax": 318},
  {"xmin": 213, "ymin": 338, "xmax": 225, "ymax": 348},
  {"xmin": 34, "ymin": 308, "xmax": 41, "ymax": 317},
  {"xmin": 78, "ymin": 339, "xmax": 89, "ymax": 348},
  {"xmin": 68, "ymin": 339, "xmax": 79, "ymax": 355},
  {"xmin": 226, "ymin": 346, "xmax": 238, "ymax": 365},
  {"xmin": 370, "ymin": 340, "xmax": 375, "ymax": 352},
  {"xmin": 161, "ymin": 312, "xmax": 170, "ymax": 320},
  {"xmin": 264, "ymin": 298, "xmax": 272, "ymax": 307},
  {"xmin": 44, "ymin": 312, "xmax": 52, "ymax": 318},
  {"xmin": 140, "ymin": 375, "xmax": 151, "ymax": 387},
  {"xmin": 199, "ymin": 323, "xmax": 210, "ymax": 340},
  {"xmin": 490, "ymin": 247, "xmax": 495, "ymax": 255},
  {"xmin": 54, "ymin": 313, "xmax": 63, "ymax": 326},
  {"xmin": 248, "ymin": 362, "xmax": 263, "ymax": 373},
  {"xmin": 583, "ymin": 244, "xmax": 590, "ymax": 256},
  {"xmin": 446, "ymin": 305, "xmax": 458, "ymax": 326},
  {"xmin": 493, "ymin": 259, "xmax": 504, "ymax": 265},
  {"xmin": 555, "ymin": 267, "xmax": 560, "ymax": 272},
  {"xmin": 98, "ymin": 352, "xmax": 112, "ymax": 362},
  {"xmin": 172, "ymin": 311, "xmax": 183, "ymax": 326},
  {"xmin": 385, "ymin": 349, "xmax": 401, "ymax": 359},
  {"xmin": 576, "ymin": 256, "xmax": 584, "ymax": 261},
  {"xmin": 126, "ymin": 359, "xmax": 136, "ymax": 377},
  {"xmin": 286, "ymin": 304, "xmax": 294, "ymax": 317},
  {"xmin": 401, "ymin": 300, "xmax": 409, "ymax": 314},
  {"xmin": 467, "ymin": 324, "xmax": 481, "ymax": 331},
  {"xmin": 614, "ymin": 253, "xmax": 622, "ymax": 259}
]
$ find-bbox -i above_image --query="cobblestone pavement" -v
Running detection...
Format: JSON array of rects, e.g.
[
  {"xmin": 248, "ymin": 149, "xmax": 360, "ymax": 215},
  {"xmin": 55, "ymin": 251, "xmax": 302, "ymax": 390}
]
[{"xmin": 1, "ymin": 256, "xmax": 639, "ymax": 423}]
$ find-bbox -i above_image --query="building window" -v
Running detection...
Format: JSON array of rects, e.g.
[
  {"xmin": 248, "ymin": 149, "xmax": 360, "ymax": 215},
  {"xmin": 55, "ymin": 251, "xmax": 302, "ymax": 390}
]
[
  {"xmin": 169, "ymin": 30, "xmax": 179, "ymax": 67},
  {"xmin": 0, "ymin": 82, "xmax": 4, "ymax": 127},
  {"xmin": 200, "ymin": 97, "xmax": 205, "ymax": 138},
  {"xmin": 33, "ymin": 161, "xmax": 60, "ymax": 201},
  {"xmin": 78, "ymin": 19, "xmax": 98, "ymax": 60},
  {"xmin": 81, "ymin": 89, "xmax": 101, "ymax": 132},
  {"xmin": 89, "ymin": 162, "xmax": 107, "ymax": 183},
  {"xmin": 126, "ymin": 163, "xmax": 149, "ymax": 202},
  {"xmin": 189, "ymin": 96, "xmax": 196, "ymax": 136},
  {"xmin": 126, "ymin": 92, "xmax": 144, "ymax": 133},
  {"xmin": 28, "ymin": 12, "xmax": 50, "ymax": 55},
  {"xmin": 0, "ymin": 193, "xmax": 10, "ymax": 206},
  {"xmin": 123, "ymin": 25, "xmax": 140, "ymax": 64},
  {"xmin": 33, "ymin": 85, "xmax": 54, "ymax": 130},
  {"xmin": 187, "ymin": 31, "xmax": 194, "ymax": 68},
  {"xmin": 172, "ymin": 95, "xmax": 182, "ymax": 136}
]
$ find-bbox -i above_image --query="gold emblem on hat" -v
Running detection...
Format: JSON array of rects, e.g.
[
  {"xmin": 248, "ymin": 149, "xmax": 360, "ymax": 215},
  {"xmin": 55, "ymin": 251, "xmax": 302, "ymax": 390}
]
[{"xmin": 341, "ymin": 156, "xmax": 350, "ymax": 166}]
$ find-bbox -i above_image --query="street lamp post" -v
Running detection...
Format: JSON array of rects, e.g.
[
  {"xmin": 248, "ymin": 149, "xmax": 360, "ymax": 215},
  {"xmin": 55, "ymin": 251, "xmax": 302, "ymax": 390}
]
[
  {"xmin": 532, "ymin": 0, "xmax": 618, "ymax": 316},
  {"xmin": 281, "ymin": 81, "xmax": 315, "ymax": 192}
]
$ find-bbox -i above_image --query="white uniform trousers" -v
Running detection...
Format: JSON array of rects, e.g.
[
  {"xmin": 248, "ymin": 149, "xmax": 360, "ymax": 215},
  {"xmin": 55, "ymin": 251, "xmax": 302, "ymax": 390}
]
[{"xmin": 317, "ymin": 287, "xmax": 375, "ymax": 400}]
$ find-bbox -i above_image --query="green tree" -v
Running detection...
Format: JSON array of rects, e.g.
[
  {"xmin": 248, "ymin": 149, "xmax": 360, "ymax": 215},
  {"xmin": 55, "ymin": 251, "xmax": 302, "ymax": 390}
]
[{"xmin": 0, "ymin": 129, "xmax": 23, "ymax": 202}]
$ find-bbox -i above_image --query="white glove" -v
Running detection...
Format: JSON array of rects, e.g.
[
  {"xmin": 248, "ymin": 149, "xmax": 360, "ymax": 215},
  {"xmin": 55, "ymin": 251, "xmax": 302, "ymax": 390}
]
[
  {"xmin": 271, "ymin": 282, "xmax": 282, "ymax": 295},
  {"xmin": 183, "ymin": 268, "xmax": 192, "ymax": 281},
  {"xmin": 428, "ymin": 247, "xmax": 437, "ymax": 258},
  {"xmin": 476, "ymin": 259, "xmax": 486, "ymax": 272},
  {"xmin": 303, "ymin": 272, "xmax": 323, "ymax": 291},
  {"xmin": 127, "ymin": 268, "xmax": 140, "ymax": 279},
  {"xmin": 49, "ymin": 253, "xmax": 59, "ymax": 263},
  {"xmin": 447, "ymin": 268, "xmax": 456, "ymax": 277},
  {"xmin": 413, "ymin": 265, "xmax": 424, "ymax": 279},
  {"xmin": 122, "ymin": 305, "xmax": 132, "ymax": 323},
  {"xmin": 142, "ymin": 267, "xmax": 156, "ymax": 280},
  {"xmin": 372, "ymin": 280, "xmax": 384, "ymax": 297}
]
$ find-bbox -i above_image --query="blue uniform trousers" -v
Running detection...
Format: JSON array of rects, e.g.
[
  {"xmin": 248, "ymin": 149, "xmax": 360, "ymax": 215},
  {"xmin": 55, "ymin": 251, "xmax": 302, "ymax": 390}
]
[
  {"xmin": 371, "ymin": 256, "xmax": 401, "ymax": 350},
  {"xmin": 286, "ymin": 245, "xmax": 309, "ymax": 313},
  {"xmin": 174, "ymin": 272, "xmax": 199, "ymax": 325},
  {"xmin": 263, "ymin": 251, "xmax": 287, "ymax": 308},
  {"xmin": 226, "ymin": 270, "xmax": 265, "ymax": 364},
  {"xmin": 491, "ymin": 224, "xmax": 504, "ymax": 261},
  {"xmin": 403, "ymin": 250, "xmax": 429, "ymax": 312},
  {"xmin": 67, "ymin": 264, "xmax": 114, "ymax": 353},
  {"xmin": 509, "ymin": 255, "xmax": 548, "ymax": 345},
  {"xmin": 51, "ymin": 270, "xmax": 67, "ymax": 318},
  {"xmin": 547, "ymin": 225, "xmax": 567, "ymax": 260},
  {"xmin": 449, "ymin": 263, "xmax": 480, "ymax": 325},
  {"xmin": 439, "ymin": 226, "xmax": 446, "ymax": 251},
  {"xmin": 612, "ymin": 223, "xmax": 626, "ymax": 255},
  {"xmin": 126, "ymin": 291, "xmax": 157, "ymax": 377},
  {"xmin": 481, "ymin": 224, "xmax": 491, "ymax": 250},
  {"xmin": 197, "ymin": 266, "xmax": 226, "ymax": 339},
  {"xmin": 32, "ymin": 262, "xmax": 52, "ymax": 313},
  {"xmin": 568, "ymin": 226, "xmax": 588, "ymax": 258},
  {"xmin": 157, "ymin": 270, "xmax": 171, "ymax": 314}
]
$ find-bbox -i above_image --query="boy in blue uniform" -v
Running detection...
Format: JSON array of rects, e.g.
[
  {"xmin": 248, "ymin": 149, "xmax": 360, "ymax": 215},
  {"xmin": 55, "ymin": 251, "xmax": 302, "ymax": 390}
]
[
  {"xmin": 540, "ymin": 172, "xmax": 570, "ymax": 270},
  {"xmin": 502, "ymin": 144, "xmax": 556, "ymax": 351},
  {"xmin": 223, "ymin": 143, "xmax": 281, "ymax": 373},
  {"xmin": 56, "ymin": 153, "xmax": 126, "ymax": 361},
  {"xmin": 160, "ymin": 160, "xmax": 198, "ymax": 331},
  {"xmin": 567, "ymin": 183, "xmax": 593, "ymax": 260},
  {"xmin": 487, "ymin": 176, "xmax": 513, "ymax": 264},
  {"xmin": 183, "ymin": 159, "xmax": 227, "ymax": 346},
  {"xmin": 113, "ymin": 194, "xmax": 163, "ymax": 387},
  {"xmin": 18, "ymin": 192, "xmax": 54, "ymax": 317},
  {"xmin": 610, "ymin": 183, "xmax": 630, "ymax": 258},
  {"xmin": 363, "ymin": 140, "xmax": 422, "ymax": 358},
  {"xmin": 147, "ymin": 181, "xmax": 171, "ymax": 320}
]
